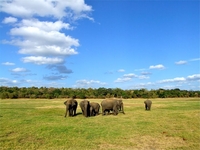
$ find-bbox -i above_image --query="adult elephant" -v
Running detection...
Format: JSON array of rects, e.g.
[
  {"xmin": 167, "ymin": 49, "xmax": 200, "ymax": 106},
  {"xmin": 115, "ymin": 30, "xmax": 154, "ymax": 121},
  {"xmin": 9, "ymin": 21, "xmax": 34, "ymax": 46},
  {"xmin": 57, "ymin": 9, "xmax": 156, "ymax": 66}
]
[
  {"xmin": 144, "ymin": 99, "xmax": 152, "ymax": 110},
  {"xmin": 64, "ymin": 99, "xmax": 78, "ymax": 117},
  {"xmin": 116, "ymin": 99, "xmax": 125, "ymax": 114},
  {"xmin": 79, "ymin": 100, "xmax": 91, "ymax": 117},
  {"xmin": 105, "ymin": 99, "xmax": 125, "ymax": 115},
  {"xmin": 90, "ymin": 102, "xmax": 100, "ymax": 116},
  {"xmin": 101, "ymin": 99, "xmax": 123, "ymax": 115}
]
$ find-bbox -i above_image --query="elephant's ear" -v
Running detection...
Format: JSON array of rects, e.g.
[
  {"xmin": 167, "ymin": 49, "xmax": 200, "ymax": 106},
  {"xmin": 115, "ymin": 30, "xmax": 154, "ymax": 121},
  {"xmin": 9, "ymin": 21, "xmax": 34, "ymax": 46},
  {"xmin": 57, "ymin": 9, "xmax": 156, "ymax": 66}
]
[{"xmin": 64, "ymin": 101, "xmax": 67, "ymax": 105}]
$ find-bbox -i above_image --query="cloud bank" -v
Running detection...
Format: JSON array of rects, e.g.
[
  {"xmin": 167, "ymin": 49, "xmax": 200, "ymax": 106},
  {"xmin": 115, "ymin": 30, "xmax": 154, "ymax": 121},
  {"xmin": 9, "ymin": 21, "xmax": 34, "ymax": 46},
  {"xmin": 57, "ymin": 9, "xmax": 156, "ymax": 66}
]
[{"xmin": 1, "ymin": 0, "xmax": 93, "ymax": 67}]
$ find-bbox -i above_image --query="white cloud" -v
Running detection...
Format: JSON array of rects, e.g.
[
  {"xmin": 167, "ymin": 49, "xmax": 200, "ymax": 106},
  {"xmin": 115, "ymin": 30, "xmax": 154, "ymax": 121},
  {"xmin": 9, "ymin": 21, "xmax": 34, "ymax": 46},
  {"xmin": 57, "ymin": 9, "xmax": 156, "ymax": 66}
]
[
  {"xmin": 22, "ymin": 56, "xmax": 64, "ymax": 65},
  {"xmin": 189, "ymin": 58, "xmax": 200, "ymax": 61},
  {"xmin": 157, "ymin": 74, "xmax": 200, "ymax": 84},
  {"xmin": 1, "ymin": 0, "xmax": 92, "ymax": 68},
  {"xmin": 0, "ymin": 0, "xmax": 93, "ymax": 19},
  {"xmin": 2, "ymin": 62, "xmax": 15, "ymax": 65},
  {"xmin": 138, "ymin": 75, "xmax": 149, "ymax": 79},
  {"xmin": 175, "ymin": 58, "xmax": 200, "ymax": 65},
  {"xmin": 11, "ymin": 67, "xmax": 28, "ymax": 72},
  {"xmin": 0, "ymin": 78, "xmax": 37, "ymax": 87},
  {"xmin": 149, "ymin": 64, "xmax": 165, "ymax": 69},
  {"xmin": 175, "ymin": 60, "xmax": 187, "ymax": 65},
  {"xmin": 186, "ymin": 74, "xmax": 200, "ymax": 81},
  {"xmin": 117, "ymin": 69, "xmax": 125, "ymax": 72},
  {"xmin": 127, "ymin": 74, "xmax": 200, "ymax": 90},
  {"xmin": 2, "ymin": 17, "xmax": 18, "ymax": 23},
  {"xmin": 123, "ymin": 73, "xmax": 137, "ymax": 78},
  {"xmin": 114, "ymin": 77, "xmax": 132, "ymax": 83},
  {"xmin": 19, "ymin": 19, "xmax": 72, "ymax": 31},
  {"xmin": 8, "ymin": 26, "xmax": 79, "ymax": 56},
  {"xmin": 129, "ymin": 82, "xmax": 155, "ymax": 89},
  {"xmin": 0, "ymin": 78, "xmax": 19, "ymax": 86},
  {"xmin": 158, "ymin": 77, "xmax": 186, "ymax": 83},
  {"xmin": 114, "ymin": 73, "xmax": 136, "ymax": 83},
  {"xmin": 75, "ymin": 79, "xmax": 106, "ymax": 88},
  {"xmin": 76, "ymin": 79, "xmax": 106, "ymax": 85},
  {"xmin": 114, "ymin": 73, "xmax": 149, "ymax": 83}
]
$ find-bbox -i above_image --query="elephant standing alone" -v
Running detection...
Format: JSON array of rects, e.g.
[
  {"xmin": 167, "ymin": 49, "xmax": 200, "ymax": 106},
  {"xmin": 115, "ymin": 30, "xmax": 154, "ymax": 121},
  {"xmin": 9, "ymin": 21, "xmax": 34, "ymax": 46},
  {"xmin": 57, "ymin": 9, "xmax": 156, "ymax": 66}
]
[
  {"xmin": 79, "ymin": 100, "xmax": 91, "ymax": 117},
  {"xmin": 144, "ymin": 99, "xmax": 152, "ymax": 110},
  {"xmin": 64, "ymin": 99, "xmax": 78, "ymax": 117}
]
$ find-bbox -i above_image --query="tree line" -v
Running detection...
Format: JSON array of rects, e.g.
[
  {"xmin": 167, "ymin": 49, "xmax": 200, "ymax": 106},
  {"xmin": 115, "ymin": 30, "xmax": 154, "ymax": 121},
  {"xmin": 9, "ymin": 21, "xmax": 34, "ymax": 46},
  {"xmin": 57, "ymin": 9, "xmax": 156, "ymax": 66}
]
[{"xmin": 0, "ymin": 86, "xmax": 199, "ymax": 99}]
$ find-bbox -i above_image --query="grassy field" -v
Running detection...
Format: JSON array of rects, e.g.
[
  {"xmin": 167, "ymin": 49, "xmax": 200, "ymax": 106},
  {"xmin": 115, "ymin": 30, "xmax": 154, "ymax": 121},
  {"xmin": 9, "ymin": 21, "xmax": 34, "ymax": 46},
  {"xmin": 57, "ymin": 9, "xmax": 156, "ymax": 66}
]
[{"xmin": 0, "ymin": 98, "xmax": 199, "ymax": 150}]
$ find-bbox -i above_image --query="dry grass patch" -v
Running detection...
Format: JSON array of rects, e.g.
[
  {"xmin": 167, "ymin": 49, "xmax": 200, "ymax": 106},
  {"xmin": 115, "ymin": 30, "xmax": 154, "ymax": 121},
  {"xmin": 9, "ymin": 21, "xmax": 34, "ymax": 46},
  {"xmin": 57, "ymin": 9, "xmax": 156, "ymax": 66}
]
[
  {"xmin": 98, "ymin": 135, "xmax": 187, "ymax": 150},
  {"xmin": 131, "ymin": 135, "xmax": 187, "ymax": 150}
]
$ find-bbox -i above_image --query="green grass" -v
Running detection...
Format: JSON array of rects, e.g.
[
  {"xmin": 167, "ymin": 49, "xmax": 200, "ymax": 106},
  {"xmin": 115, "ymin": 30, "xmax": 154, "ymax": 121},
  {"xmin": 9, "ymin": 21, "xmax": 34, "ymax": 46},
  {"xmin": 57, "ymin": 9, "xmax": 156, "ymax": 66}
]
[{"xmin": 0, "ymin": 98, "xmax": 200, "ymax": 150}]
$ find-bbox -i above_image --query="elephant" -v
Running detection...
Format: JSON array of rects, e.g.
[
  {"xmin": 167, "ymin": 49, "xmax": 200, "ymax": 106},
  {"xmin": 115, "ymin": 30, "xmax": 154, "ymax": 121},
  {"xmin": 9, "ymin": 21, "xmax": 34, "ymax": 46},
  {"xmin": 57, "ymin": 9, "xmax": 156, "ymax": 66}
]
[
  {"xmin": 105, "ymin": 99, "xmax": 125, "ymax": 115},
  {"xmin": 64, "ymin": 99, "xmax": 78, "ymax": 117},
  {"xmin": 101, "ymin": 99, "xmax": 124, "ymax": 115},
  {"xmin": 90, "ymin": 102, "xmax": 100, "ymax": 116},
  {"xmin": 116, "ymin": 99, "xmax": 125, "ymax": 114},
  {"xmin": 144, "ymin": 99, "xmax": 152, "ymax": 110},
  {"xmin": 79, "ymin": 100, "xmax": 91, "ymax": 117}
]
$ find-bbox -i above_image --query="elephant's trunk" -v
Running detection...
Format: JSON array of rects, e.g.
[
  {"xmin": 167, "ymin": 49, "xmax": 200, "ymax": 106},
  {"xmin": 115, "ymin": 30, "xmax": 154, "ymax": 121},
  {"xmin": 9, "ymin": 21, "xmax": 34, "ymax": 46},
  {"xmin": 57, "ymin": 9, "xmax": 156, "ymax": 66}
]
[
  {"xmin": 69, "ymin": 107, "xmax": 73, "ymax": 116},
  {"xmin": 65, "ymin": 105, "xmax": 69, "ymax": 117},
  {"xmin": 84, "ymin": 104, "xmax": 88, "ymax": 117}
]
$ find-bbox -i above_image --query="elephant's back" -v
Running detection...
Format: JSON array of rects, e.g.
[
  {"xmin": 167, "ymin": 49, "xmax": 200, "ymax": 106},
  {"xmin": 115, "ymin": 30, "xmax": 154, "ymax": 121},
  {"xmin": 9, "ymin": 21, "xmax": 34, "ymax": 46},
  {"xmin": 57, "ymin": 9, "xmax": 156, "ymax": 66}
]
[
  {"xmin": 90, "ymin": 102, "xmax": 100, "ymax": 107},
  {"xmin": 101, "ymin": 99, "xmax": 109, "ymax": 105},
  {"xmin": 145, "ymin": 99, "xmax": 152, "ymax": 104},
  {"xmin": 101, "ymin": 99, "xmax": 116, "ymax": 107}
]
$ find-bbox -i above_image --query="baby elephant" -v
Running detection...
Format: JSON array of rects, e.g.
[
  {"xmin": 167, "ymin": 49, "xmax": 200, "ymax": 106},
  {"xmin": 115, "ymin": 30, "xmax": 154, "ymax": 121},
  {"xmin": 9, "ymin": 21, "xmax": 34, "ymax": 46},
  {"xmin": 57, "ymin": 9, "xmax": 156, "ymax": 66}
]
[
  {"xmin": 144, "ymin": 99, "xmax": 152, "ymax": 110},
  {"xmin": 90, "ymin": 102, "xmax": 100, "ymax": 116}
]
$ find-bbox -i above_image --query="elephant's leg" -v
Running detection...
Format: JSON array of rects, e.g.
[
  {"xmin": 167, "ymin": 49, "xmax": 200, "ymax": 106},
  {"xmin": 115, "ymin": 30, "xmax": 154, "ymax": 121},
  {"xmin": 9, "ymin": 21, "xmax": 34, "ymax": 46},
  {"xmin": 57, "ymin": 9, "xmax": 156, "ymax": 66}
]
[
  {"xmin": 102, "ymin": 108, "xmax": 106, "ymax": 116},
  {"xmin": 65, "ymin": 108, "xmax": 68, "ymax": 117},
  {"xmin": 107, "ymin": 110, "xmax": 110, "ymax": 115},
  {"xmin": 90, "ymin": 107, "xmax": 93, "ymax": 116},
  {"xmin": 69, "ymin": 109, "xmax": 72, "ymax": 117},
  {"xmin": 74, "ymin": 108, "xmax": 77, "ymax": 116},
  {"xmin": 65, "ymin": 110, "xmax": 67, "ymax": 117},
  {"xmin": 121, "ymin": 105, "xmax": 125, "ymax": 114},
  {"xmin": 113, "ymin": 109, "xmax": 116, "ymax": 115},
  {"xmin": 105, "ymin": 109, "xmax": 110, "ymax": 115},
  {"xmin": 113, "ymin": 107, "xmax": 118, "ymax": 115},
  {"xmin": 81, "ymin": 109, "xmax": 85, "ymax": 116},
  {"xmin": 95, "ymin": 109, "xmax": 98, "ymax": 115},
  {"xmin": 92, "ymin": 110, "xmax": 95, "ymax": 116},
  {"xmin": 119, "ymin": 106, "xmax": 121, "ymax": 111},
  {"xmin": 113, "ymin": 110, "xmax": 117, "ymax": 115}
]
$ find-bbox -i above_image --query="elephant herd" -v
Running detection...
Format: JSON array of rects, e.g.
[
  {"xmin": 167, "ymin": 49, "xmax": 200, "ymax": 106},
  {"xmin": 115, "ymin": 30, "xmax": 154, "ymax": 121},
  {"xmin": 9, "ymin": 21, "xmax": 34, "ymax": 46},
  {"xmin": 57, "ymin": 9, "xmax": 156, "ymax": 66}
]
[{"xmin": 64, "ymin": 98, "xmax": 152, "ymax": 117}]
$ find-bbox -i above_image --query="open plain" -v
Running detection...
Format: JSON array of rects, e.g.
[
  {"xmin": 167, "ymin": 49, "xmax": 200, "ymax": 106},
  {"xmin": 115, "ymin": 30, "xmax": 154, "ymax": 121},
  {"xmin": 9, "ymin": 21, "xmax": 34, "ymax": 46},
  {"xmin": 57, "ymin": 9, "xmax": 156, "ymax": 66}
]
[{"xmin": 0, "ymin": 98, "xmax": 199, "ymax": 150}]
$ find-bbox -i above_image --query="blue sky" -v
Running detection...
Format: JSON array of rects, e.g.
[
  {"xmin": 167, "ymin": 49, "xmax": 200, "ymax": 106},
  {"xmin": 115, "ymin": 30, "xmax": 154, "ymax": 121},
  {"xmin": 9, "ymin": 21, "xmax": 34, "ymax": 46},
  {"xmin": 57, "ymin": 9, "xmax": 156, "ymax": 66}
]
[{"xmin": 0, "ymin": 0, "xmax": 199, "ymax": 90}]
